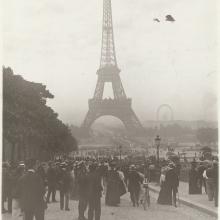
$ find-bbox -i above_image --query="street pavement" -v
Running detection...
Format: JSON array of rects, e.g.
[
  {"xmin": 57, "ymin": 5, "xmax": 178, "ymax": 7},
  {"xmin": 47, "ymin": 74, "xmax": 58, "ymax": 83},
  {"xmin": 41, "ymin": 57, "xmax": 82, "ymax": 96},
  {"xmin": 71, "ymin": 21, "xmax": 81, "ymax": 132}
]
[
  {"xmin": 2, "ymin": 191, "xmax": 217, "ymax": 220},
  {"xmin": 149, "ymin": 181, "xmax": 218, "ymax": 216}
]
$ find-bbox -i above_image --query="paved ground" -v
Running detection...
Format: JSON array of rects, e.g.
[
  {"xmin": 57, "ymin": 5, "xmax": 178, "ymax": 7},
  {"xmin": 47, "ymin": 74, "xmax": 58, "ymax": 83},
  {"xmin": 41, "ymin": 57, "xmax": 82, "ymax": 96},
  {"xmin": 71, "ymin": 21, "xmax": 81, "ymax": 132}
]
[
  {"xmin": 150, "ymin": 181, "xmax": 218, "ymax": 213},
  {"xmin": 2, "ymin": 192, "xmax": 217, "ymax": 220}
]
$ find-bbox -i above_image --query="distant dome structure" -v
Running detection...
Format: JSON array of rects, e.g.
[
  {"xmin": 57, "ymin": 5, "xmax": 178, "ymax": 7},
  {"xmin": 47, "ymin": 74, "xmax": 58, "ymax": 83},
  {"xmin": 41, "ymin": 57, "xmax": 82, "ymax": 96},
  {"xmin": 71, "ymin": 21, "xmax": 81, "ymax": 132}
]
[{"xmin": 157, "ymin": 104, "xmax": 174, "ymax": 121}]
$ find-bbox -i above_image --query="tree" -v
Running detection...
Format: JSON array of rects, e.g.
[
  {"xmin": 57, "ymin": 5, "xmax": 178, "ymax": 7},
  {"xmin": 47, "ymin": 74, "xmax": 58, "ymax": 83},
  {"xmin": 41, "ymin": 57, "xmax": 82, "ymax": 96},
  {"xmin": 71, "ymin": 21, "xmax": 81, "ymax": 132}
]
[{"xmin": 3, "ymin": 66, "xmax": 78, "ymax": 161}]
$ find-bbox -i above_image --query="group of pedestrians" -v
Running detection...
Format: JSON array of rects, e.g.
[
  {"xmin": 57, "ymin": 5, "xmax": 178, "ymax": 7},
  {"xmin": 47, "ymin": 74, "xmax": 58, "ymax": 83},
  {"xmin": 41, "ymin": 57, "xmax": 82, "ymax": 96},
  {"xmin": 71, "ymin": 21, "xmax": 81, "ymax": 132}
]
[
  {"xmin": 2, "ymin": 155, "xmax": 218, "ymax": 220},
  {"xmin": 2, "ymin": 159, "xmax": 46, "ymax": 220},
  {"xmin": 188, "ymin": 159, "xmax": 218, "ymax": 207},
  {"xmin": 2, "ymin": 157, "xmax": 124, "ymax": 220}
]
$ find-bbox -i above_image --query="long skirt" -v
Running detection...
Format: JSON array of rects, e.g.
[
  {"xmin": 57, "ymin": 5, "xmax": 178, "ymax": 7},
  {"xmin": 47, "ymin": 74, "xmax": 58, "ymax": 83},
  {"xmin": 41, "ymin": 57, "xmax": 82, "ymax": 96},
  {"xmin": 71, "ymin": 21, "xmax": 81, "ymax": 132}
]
[
  {"xmin": 157, "ymin": 183, "xmax": 172, "ymax": 205},
  {"xmin": 105, "ymin": 181, "xmax": 120, "ymax": 206}
]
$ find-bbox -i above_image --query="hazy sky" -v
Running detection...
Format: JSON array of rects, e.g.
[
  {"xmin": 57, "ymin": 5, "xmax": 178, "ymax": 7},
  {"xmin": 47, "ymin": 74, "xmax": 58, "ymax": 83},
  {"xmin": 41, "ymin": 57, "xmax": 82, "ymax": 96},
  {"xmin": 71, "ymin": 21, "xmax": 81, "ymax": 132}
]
[{"xmin": 3, "ymin": 0, "xmax": 218, "ymax": 126}]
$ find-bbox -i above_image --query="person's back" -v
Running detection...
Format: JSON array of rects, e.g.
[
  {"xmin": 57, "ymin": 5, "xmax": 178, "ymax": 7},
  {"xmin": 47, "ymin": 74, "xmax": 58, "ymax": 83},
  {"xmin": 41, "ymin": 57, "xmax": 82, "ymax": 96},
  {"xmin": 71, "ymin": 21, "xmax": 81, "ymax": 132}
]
[
  {"xmin": 165, "ymin": 168, "xmax": 179, "ymax": 189},
  {"xmin": 78, "ymin": 170, "xmax": 89, "ymax": 198},
  {"xmin": 128, "ymin": 170, "xmax": 141, "ymax": 189},
  {"xmin": 37, "ymin": 166, "xmax": 47, "ymax": 185},
  {"xmin": 87, "ymin": 164, "xmax": 103, "ymax": 220},
  {"xmin": 18, "ymin": 170, "xmax": 45, "ymax": 211},
  {"xmin": 77, "ymin": 166, "xmax": 89, "ymax": 220},
  {"xmin": 87, "ymin": 170, "xmax": 102, "ymax": 199},
  {"xmin": 62, "ymin": 170, "xmax": 73, "ymax": 193},
  {"xmin": 127, "ymin": 167, "xmax": 141, "ymax": 207},
  {"xmin": 47, "ymin": 167, "xmax": 56, "ymax": 184},
  {"xmin": 16, "ymin": 159, "xmax": 46, "ymax": 220}
]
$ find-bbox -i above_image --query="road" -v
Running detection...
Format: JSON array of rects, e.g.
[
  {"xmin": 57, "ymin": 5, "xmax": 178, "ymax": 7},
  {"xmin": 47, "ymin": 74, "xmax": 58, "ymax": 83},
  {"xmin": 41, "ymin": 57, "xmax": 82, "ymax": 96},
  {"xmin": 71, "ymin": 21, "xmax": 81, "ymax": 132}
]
[{"xmin": 2, "ymin": 192, "xmax": 216, "ymax": 220}]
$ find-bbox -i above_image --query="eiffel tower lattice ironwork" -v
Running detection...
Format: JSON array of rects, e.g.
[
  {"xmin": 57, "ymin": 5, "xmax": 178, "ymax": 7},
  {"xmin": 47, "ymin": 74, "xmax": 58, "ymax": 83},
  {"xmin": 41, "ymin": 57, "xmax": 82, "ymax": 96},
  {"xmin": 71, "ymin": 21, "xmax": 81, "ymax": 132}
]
[{"xmin": 82, "ymin": 0, "xmax": 144, "ymax": 134}]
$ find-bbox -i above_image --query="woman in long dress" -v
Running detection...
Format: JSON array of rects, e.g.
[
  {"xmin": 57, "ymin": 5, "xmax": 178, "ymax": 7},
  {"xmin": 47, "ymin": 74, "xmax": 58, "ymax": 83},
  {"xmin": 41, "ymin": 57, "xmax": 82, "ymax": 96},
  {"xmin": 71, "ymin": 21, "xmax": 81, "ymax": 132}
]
[
  {"xmin": 105, "ymin": 163, "xmax": 121, "ymax": 206},
  {"xmin": 157, "ymin": 166, "xmax": 171, "ymax": 205},
  {"xmin": 189, "ymin": 162, "xmax": 200, "ymax": 194}
]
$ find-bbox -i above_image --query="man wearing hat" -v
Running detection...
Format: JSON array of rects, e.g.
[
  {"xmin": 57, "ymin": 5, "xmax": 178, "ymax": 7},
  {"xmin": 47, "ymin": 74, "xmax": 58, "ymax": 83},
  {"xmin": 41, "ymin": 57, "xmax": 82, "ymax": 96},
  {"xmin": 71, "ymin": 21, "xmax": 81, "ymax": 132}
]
[
  {"xmin": 16, "ymin": 158, "xmax": 46, "ymax": 220},
  {"xmin": 77, "ymin": 162, "xmax": 89, "ymax": 220},
  {"xmin": 127, "ymin": 165, "xmax": 142, "ymax": 207},
  {"xmin": 87, "ymin": 163, "xmax": 103, "ymax": 220},
  {"xmin": 165, "ymin": 162, "xmax": 179, "ymax": 207},
  {"xmin": 59, "ymin": 164, "xmax": 73, "ymax": 211},
  {"xmin": 46, "ymin": 162, "xmax": 57, "ymax": 203}
]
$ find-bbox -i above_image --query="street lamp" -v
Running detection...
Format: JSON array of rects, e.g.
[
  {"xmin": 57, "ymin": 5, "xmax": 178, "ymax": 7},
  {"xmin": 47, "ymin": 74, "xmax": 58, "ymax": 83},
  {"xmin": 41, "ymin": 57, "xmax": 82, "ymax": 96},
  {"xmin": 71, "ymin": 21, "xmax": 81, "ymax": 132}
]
[{"xmin": 155, "ymin": 135, "xmax": 161, "ymax": 166}]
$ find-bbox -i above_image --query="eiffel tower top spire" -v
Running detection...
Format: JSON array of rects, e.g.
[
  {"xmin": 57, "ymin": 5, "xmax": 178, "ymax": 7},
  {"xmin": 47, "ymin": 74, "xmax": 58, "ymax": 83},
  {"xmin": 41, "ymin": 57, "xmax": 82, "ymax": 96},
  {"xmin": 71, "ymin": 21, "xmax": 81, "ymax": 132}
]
[{"xmin": 100, "ymin": 0, "xmax": 118, "ymax": 69}]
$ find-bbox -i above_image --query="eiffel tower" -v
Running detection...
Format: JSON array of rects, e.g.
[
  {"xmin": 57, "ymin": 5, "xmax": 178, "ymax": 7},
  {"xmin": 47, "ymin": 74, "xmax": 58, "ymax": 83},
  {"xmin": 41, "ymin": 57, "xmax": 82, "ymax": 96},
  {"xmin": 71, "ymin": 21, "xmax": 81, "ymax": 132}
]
[{"xmin": 82, "ymin": 0, "xmax": 144, "ymax": 135}]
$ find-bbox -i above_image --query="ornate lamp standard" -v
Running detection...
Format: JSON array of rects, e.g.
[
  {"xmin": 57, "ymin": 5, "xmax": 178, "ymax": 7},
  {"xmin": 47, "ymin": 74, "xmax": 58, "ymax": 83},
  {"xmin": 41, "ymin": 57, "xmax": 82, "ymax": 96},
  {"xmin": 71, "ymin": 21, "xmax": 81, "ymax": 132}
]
[{"xmin": 155, "ymin": 135, "xmax": 161, "ymax": 166}]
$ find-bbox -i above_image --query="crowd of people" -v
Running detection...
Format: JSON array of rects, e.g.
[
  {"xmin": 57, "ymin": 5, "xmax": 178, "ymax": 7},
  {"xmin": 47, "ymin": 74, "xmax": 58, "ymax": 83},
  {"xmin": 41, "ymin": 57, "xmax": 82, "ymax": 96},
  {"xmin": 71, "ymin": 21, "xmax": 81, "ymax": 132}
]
[
  {"xmin": 2, "ymin": 157, "xmax": 143, "ymax": 220},
  {"xmin": 188, "ymin": 159, "xmax": 218, "ymax": 206},
  {"xmin": 1, "ymin": 155, "xmax": 218, "ymax": 220}
]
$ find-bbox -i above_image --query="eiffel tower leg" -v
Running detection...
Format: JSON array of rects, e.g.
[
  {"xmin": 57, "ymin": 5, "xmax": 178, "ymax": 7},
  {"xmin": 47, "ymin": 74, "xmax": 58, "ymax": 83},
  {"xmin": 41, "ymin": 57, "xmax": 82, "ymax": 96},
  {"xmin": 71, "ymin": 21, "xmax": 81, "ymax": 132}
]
[
  {"xmin": 118, "ymin": 109, "xmax": 144, "ymax": 134},
  {"xmin": 94, "ymin": 77, "xmax": 105, "ymax": 99},
  {"xmin": 81, "ymin": 109, "xmax": 102, "ymax": 130},
  {"xmin": 112, "ymin": 75, "xmax": 127, "ymax": 99}
]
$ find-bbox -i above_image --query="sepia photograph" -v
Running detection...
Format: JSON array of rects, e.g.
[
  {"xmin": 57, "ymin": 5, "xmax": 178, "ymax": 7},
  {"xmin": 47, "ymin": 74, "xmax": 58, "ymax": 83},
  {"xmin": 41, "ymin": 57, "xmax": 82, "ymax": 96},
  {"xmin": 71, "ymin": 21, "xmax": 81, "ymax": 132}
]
[{"xmin": 1, "ymin": 0, "xmax": 219, "ymax": 220}]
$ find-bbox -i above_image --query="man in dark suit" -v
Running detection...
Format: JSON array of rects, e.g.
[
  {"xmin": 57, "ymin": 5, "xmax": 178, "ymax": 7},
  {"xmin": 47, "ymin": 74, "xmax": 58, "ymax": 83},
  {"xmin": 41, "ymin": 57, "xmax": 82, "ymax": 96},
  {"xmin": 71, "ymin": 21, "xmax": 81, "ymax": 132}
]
[
  {"xmin": 165, "ymin": 162, "xmax": 179, "ymax": 207},
  {"xmin": 59, "ymin": 164, "xmax": 73, "ymax": 211},
  {"xmin": 46, "ymin": 161, "xmax": 57, "ymax": 203},
  {"xmin": 87, "ymin": 163, "xmax": 103, "ymax": 220},
  {"xmin": 77, "ymin": 162, "xmax": 89, "ymax": 220},
  {"xmin": 127, "ymin": 165, "xmax": 142, "ymax": 207},
  {"xmin": 17, "ymin": 158, "xmax": 46, "ymax": 220}
]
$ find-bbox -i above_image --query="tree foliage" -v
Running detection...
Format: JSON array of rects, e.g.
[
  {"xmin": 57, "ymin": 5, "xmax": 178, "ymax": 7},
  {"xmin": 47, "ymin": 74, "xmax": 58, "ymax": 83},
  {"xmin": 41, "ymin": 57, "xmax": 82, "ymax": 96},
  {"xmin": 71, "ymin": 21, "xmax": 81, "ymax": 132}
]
[{"xmin": 3, "ymin": 66, "xmax": 77, "ymax": 160}]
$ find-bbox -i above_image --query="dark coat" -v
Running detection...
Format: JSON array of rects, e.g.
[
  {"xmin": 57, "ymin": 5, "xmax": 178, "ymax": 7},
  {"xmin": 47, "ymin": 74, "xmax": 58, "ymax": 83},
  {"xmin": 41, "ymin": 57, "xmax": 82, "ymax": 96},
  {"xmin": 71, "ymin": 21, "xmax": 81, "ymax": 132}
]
[
  {"xmin": 158, "ymin": 168, "xmax": 179, "ymax": 205},
  {"xmin": 46, "ymin": 167, "xmax": 57, "ymax": 186},
  {"xmin": 105, "ymin": 170, "xmax": 120, "ymax": 205},
  {"xmin": 77, "ymin": 172, "xmax": 89, "ymax": 198},
  {"xmin": 17, "ymin": 170, "xmax": 45, "ymax": 211},
  {"xmin": 61, "ymin": 171, "xmax": 73, "ymax": 193},
  {"xmin": 188, "ymin": 168, "xmax": 200, "ymax": 194},
  {"xmin": 87, "ymin": 171, "xmax": 103, "ymax": 200},
  {"xmin": 37, "ymin": 166, "xmax": 47, "ymax": 185},
  {"xmin": 127, "ymin": 171, "xmax": 142, "ymax": 192},
  {"xmin": 165, "ymin": 168, "xmax": 179, "ymax": 191}
]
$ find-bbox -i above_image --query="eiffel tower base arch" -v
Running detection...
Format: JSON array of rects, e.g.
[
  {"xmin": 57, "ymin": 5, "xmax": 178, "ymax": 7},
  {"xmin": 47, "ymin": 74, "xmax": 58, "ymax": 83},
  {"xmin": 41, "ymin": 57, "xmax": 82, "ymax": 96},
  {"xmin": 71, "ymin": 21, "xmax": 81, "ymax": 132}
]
[{"xmin": 82, "ymin": 99, "xmax": 145, "ymax": 136}]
